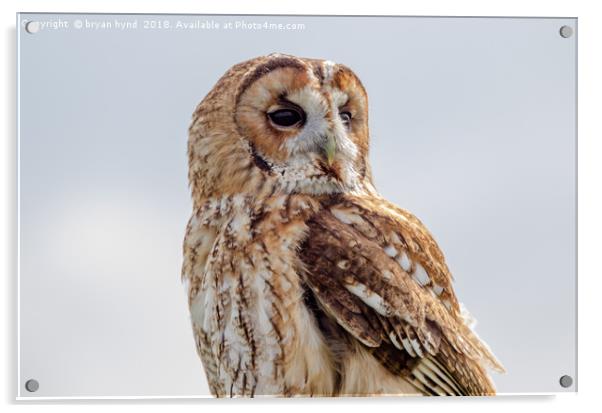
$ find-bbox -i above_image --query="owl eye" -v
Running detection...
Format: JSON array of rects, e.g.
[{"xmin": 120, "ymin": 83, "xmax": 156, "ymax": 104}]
[
  {"xmin": 339, "ymin": 111, "xmax": 352, "ymax": 127},
  {"xmin": 267, "ymin": 108, "xmax": 305, "ymax": 128}
]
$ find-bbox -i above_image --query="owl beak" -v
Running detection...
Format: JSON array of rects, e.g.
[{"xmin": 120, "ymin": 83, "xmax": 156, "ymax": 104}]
[{"xmin": 322, "ymin": 135, "xmax": 336, "ymax": 166}]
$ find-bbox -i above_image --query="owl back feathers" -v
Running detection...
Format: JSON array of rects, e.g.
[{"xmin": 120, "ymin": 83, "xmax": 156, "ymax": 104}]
[
  {"xmin": 299, "ymin": 194, "xmax": 504, "ymax": 395},
  {"xmin": 183, "ymin": 191, "xmax": 503, "ymax": 396}
]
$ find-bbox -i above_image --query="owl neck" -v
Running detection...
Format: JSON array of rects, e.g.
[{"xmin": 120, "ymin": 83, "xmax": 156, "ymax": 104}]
[{"xmin": 190, "ymin": 155, "xmax": 376, "ymax": 216}]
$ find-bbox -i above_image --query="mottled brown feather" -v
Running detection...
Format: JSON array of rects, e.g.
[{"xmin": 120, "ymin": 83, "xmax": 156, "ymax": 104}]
[
  {"xmin": 183, "ymin": 54, "xmax": 502, "ymax": 397},
  {"xmin": 299, "ymin": 194, "xmax": 503, "ymax": 396}
]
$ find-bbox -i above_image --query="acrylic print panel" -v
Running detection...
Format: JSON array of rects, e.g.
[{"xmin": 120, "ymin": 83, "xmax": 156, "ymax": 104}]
[{"xmin": 17, "ymin": 13, "xmax": 576, "ymax": 398}]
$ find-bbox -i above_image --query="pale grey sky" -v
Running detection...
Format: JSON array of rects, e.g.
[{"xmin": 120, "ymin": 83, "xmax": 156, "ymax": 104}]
[{"xmin": 18, "ymin": 13, "xmax": 576, "ymax": 397}]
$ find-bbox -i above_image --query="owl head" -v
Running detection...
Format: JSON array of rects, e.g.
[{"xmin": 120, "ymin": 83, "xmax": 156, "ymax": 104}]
[{"xmin": 188, "ymin": 54, "xmax": 375, "ymax": 206}]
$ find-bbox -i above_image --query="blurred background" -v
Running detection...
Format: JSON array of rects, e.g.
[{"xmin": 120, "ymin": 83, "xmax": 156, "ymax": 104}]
[{"xmin": 17, "ymin": 14, "xmax": 576, "ymax": 397}]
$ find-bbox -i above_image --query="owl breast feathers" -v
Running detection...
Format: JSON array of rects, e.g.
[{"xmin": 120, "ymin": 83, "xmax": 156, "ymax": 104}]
[{"xmin": 182, "ymin": 53, "xmax": 504, "ymax": 397}]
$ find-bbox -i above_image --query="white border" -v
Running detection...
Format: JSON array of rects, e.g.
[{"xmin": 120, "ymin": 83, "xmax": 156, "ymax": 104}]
[
  {"xmin": 15, "ymin": 11, "xmax": 21, "ymax": 405},
  {"xmin": 14, "ymin": 392, "xmax": 559, "ymax": 401},
  {"xmin": 13, "ymin": 12, "xmax": 579, "ymax": 402},
  {"xmin": 2, "ymin": 1, "xmax": 600, "ymax": 412}
]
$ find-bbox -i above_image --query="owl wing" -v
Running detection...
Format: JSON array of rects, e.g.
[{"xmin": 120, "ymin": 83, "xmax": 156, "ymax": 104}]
[{"xmin": 299, "ymin": 194, "xmax": 504, "ymax": 396}]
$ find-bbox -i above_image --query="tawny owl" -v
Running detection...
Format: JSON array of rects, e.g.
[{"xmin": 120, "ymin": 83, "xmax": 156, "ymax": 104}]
[{"xmin": 182, "ymin": 53, "xmax": 504, "ymax": 397}]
